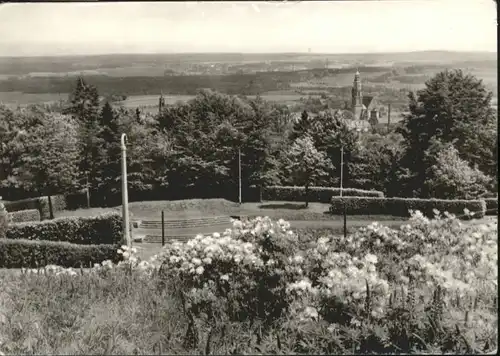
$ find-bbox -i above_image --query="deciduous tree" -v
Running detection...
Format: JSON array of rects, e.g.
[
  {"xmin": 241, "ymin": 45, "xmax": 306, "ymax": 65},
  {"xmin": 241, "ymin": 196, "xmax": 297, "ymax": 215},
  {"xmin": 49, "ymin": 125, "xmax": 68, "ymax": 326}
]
[
  {"xmin": 4, "ymin": 108, "xmax": 79, "ymax": 218},
  {"xmin": 398, "ymin": 69, "xmax": 497, "ymax": 196},
  {"xmin": 424, "ymin": 141, "xmax": 492, "ymax": 200},
  {"xmin": 285, "ymin": 135, "xmax": 333, "ymax": 207}
]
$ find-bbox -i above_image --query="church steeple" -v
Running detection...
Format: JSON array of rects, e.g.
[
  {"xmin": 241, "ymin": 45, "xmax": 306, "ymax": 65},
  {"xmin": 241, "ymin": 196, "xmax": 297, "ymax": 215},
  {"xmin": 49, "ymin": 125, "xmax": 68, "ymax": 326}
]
[
  {"xmin": 351, "ymin": 69, "xmax": 363, "ymax": 120},
  {"xmin": 158, "ymin": 91, "xmax": 165, "ymax": 115}
]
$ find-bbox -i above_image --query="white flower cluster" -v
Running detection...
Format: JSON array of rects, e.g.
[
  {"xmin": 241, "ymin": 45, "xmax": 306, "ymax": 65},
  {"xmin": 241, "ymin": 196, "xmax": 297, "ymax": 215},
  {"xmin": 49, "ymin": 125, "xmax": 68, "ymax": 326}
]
[{"xmin": 22, "ymin": 265, "xmax": 79, "ymax": 276}]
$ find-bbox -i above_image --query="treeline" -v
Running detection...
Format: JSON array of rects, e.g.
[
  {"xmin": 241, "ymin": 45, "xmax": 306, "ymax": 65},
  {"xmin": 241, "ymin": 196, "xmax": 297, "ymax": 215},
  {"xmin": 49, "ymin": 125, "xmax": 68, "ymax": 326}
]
[
  {"xmin": 0, "ymin": 69, "xmax": 497, "ymax": 211},
  {"xmin": 0, "ymin": 73, "xmax": 290, "ymax": 96},
  {"xmin": 0, "ymin": 66, "xmax": 396, "ymax": 97}
]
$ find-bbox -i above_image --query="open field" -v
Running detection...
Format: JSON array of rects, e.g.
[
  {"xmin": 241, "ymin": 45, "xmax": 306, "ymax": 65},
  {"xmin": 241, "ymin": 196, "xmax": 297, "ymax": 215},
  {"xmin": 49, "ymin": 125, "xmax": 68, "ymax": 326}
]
[
  {"xmin": 120, "ymin": 94, "xmax": 195, "ymax": 108},
  {"xmin": 0, "ymin": 91, "xmax": 308, "ymax": 109},
  {"xmin": 0, "ymin": 51, "xmax": 495, "ymax": 75},
  {"xmin": 120, "ymin": 92, "xmax": 306, "ymax": 108},
  {"xmin": 0, "ymin": 91, "xmax": 68, "ymax": 107},
  {"xmin": 291, "ymin": 71, "xmax": 389, "ymax": 88}
]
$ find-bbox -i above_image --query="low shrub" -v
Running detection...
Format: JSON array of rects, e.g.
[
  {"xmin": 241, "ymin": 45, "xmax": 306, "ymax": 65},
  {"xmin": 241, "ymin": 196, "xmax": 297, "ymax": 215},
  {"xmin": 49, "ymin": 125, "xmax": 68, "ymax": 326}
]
[
  {"xmin": 0, "ymin": 239, "xmax": 122, "ymax": 268},
  {"xmin": 330, "ymin": 196, "xmax": 486, "ymax": 218},
  {"xmin": 263, "ymin": 186, "xmax": 384, "ymax": 203},
  {"xmin": 0, "ymin": 202, "xmax": 8, "ymax": 239},
  {"xmin": 8, "ymin": 209, "xmax": 41, "ymax": 223},
  {"xmin": 6, "ymin": 212, "xmax": 123, "ymax": 245},
  {"xmin": 4, "ymin": 197, "xmax": 44, "ymax": 217},
  {"xmin": 485, "ymin": 198, "xmax": 498, "ymax": 215},
  {"xmin": 4, "ymin": 195, "xmax": 67, "ymax": 220}
]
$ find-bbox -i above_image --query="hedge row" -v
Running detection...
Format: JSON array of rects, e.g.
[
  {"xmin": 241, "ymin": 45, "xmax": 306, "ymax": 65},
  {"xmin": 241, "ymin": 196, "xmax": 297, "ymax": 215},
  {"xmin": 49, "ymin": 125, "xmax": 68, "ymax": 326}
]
[
  {"xmin": 0, "ymin": 239, "xmax": 122, "ymax": 268},
  {"xmin": 6, "ymin": 212, "xmax": 123, "ymax": 245},
  {"xmin": 8, "ymin": 209, "xmax": 41, "ymax": 223},
  {"xmin": 484, "ymin": 198, "xmax": 498, "ymax": 215},
  {"xmin": 3, "ymin": 195, "xmax": 67, "ymax": 220},
  {"xmin": 329, "ymin": 197, "xmax": 486, "ymax": 219},
  {"xmin": 263, "ymin": 186, "xmax": 384, "ymax": 203}
]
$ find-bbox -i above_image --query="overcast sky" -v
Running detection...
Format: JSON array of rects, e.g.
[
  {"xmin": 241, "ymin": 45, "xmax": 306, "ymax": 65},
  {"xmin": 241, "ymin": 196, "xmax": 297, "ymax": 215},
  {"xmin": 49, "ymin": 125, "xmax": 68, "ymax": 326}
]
[{"xmin": 0, "ymin": 0, "xmax": 496, "ymax": 56}]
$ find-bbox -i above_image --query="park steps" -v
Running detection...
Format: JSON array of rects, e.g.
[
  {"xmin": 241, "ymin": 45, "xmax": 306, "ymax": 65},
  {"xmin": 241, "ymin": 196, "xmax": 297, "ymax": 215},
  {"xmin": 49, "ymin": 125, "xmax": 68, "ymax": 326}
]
[
  {"xmin": 142, "ymin": 233, "xmax": 222, "ymax": 244},
  {"xmin": 136, "ymin": 215, "xmax": 232, "ymax": 229}
]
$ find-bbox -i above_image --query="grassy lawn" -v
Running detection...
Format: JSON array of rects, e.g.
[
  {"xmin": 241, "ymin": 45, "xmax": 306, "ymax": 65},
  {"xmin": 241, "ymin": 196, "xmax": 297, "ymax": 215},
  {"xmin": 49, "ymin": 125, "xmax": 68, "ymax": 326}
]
[{"xmin": 56, "ymin": 199, "xmax": 407, "ymax": 222}]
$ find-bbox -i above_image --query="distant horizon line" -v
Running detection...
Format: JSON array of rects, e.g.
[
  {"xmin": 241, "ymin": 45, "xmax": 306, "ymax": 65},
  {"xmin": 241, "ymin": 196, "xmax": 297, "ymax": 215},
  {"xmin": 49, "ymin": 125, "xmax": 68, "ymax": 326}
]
[{"xmin": 0, "ymin": 49, "xmax": 496, "ymax": 59}]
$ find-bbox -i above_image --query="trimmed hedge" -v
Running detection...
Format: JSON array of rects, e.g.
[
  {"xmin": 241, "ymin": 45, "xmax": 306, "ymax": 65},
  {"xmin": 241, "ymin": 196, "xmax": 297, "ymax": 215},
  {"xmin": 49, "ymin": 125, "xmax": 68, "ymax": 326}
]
[
  {"xmin": 6, "ymin": 212, "xmax": 123, "ymax": 245},
  {"xmin": 8, "ymin": 209, "xmax": 41, "ymax": 223},
  {"xmin": 0, "ymin": 202, "xmax": 8, "ymax": 239},
  {"xmin": 484, "ymin": 198, "xmax": 498, "ymax": 215},
  {"xmin": 3, "ymin": 195, "xmax": 67, "ymax": 221},
  {"xmin": 0, "ymin": 239, "xmax": 122, "ymax": 268},
  {"xmin": 263, "ymin": 186, "xmax": 384, "ymax": 203},
  {"xmin": 50, "ymin": 195, "xmax": 67, "ymax": 213},
  {"xmin": 329, "ymin": 197, "xmax": 486, "ymax": 219}
]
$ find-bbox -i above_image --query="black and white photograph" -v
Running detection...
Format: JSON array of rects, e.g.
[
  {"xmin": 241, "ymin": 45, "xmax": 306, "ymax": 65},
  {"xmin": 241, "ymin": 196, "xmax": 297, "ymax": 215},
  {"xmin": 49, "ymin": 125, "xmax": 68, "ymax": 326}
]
[{"xmin": 0, "ymin": 0, "xmax": 497, "ymax": 354}]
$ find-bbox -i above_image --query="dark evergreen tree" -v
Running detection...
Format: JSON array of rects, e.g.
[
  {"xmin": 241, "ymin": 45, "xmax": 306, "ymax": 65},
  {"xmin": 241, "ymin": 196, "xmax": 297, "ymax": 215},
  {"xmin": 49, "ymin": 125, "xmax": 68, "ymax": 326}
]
[
  {"xmin": 66, "ymin": 77, "xmax": 104, "ymax": 204},
  {"xmin": 290, "ymin": 110, "xmax": 312, "ymax": 141}
]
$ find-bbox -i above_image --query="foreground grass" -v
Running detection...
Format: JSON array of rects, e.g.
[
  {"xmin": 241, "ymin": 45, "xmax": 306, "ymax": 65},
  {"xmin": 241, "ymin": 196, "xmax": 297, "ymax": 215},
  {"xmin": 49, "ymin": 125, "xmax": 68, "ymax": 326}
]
[
  {"xmin": 0, "ymin": 271, "xmax": 188, "ymax": 355},
  {"xmin": 0, "ymin": 254, "xmax": 496, "ymax": 355}
]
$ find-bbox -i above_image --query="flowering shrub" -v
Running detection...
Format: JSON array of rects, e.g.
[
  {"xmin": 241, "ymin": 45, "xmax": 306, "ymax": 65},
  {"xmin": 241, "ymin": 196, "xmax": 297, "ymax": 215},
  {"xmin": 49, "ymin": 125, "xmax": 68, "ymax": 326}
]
[
  {"xmin": 282, "ymin": 211, "xmax": 497, "ymax": 353},
  {"xmin": 9, "ymin": 212, "xmax": 496, "ymax": 354},
  {"xmin": 155, "ymin": 217, "xmax": 303, "ymax": 330}
]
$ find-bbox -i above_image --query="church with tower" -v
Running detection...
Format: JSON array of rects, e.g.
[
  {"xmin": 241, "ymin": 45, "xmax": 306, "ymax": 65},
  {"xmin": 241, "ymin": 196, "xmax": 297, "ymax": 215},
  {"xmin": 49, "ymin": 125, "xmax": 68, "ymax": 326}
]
[
  {"xmin": 158, "ymin": 91, "xmax": 166, "ymax": 115},
  {"xmin": 351, "ymin": 70, "xmax": 380, "ymax": 124}
]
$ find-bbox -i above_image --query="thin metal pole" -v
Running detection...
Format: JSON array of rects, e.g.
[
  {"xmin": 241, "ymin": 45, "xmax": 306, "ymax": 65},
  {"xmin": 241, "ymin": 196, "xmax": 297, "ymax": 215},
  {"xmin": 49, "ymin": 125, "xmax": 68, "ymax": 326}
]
[
  {"xmin": 238, "ymin": 147, "xmax": 242, "ymax": 205},
  {"xmin": 388, "ymin": 103, "xmax": 391, "ymax": 128},
  {"xmin": 343, "ymin": 201, "xmax": 347, "ymax": 238},
  {"xmin": 85, "ymin": 176, "xmax": 90, "ymax": 209},
  {"xmin": 121, "ymin": 134, "xmax": 131, "ymax": 247},
  {"xmin": 341, "ymin": 144, "xmax": 347, "ymax": 237},
  {"xmin": 340, "ymin": 145, "xmax": 344, "ymax": 197},
  {"xmin": 161, "ymin": 210, "xmax": 165, "ymax": 246}
]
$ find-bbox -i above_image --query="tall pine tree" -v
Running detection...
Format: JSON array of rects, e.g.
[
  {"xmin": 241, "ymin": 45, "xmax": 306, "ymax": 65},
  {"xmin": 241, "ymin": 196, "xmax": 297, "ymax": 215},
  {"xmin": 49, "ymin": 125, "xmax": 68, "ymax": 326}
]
[{"xmin": 67, "ymin": 77, "xmax": 104, "ymax": 205}]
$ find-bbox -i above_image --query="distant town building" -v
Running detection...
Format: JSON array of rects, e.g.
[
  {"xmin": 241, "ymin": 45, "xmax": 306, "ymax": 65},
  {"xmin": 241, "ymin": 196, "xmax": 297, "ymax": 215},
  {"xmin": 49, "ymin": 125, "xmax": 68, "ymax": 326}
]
[
  {"xmin": 351, "ymin": 69, "xmax": 380, "ymax": 123},
  {"xmin": 158, "ymin": 91, "xmax": 165, "ymax": 115}
]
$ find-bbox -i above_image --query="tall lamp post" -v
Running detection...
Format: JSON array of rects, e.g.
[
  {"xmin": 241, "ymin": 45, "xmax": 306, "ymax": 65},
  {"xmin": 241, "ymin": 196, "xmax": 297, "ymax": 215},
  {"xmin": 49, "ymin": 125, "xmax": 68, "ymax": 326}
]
[
  {"xmin": 339, "ymin": 127, "xmax": 364, "ymax": 195},
  {"xmin": 340, "ymin": 146, "xmax": 344, "ymax": 197},
  {"xmin": 238, "ymin": 147, "xmax": 242, "ymax": 205},
  {"xmin": 121, "ymin": 134, "xmax": 131, "ymax": 247},
  {"xmin": 339, "ymin": 126, "xmax": 365, "ymax": 237}
]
